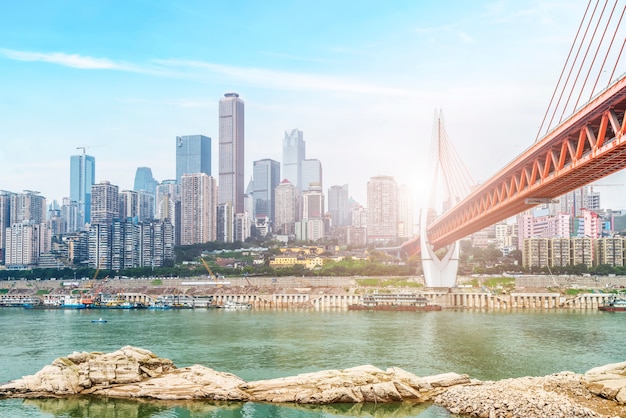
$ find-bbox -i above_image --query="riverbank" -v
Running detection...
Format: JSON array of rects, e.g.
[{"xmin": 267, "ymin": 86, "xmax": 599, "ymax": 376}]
[
  {"xmin": 1, "ymin": 276, "xmax": 622, "ymax": 309},
  {"xmin": 2, "ymin": 346, "xmax": 625, "ymax": 417}
]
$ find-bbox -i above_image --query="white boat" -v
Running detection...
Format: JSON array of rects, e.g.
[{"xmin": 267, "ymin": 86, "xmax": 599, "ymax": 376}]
[{"xmin": 220, "ymin": 301, "xmax": 252, "ymax": 310}]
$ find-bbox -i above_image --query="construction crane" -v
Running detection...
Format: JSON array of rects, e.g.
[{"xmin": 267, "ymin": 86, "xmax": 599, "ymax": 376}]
[
  {"xmin": 93, "ymin": 257, "xmax": 105, "ymax": 281},
  {"xmin": 200, "ymin": 257, "xmax": 229, "ymax": 287},
  {"xmin": 76, "ymin": 145, "xmax": 93, "ymax": 155}
]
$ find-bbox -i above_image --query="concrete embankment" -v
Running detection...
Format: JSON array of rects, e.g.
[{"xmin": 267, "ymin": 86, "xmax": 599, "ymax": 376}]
[{"xmin": 1, "ymin": 276, "xmax": 620, "ymax": 309}]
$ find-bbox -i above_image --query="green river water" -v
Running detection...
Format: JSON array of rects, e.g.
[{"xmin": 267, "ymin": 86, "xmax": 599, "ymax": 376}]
[{"xmin": 1, "ymin": 307, "xmax": 625, "ymax": 417}]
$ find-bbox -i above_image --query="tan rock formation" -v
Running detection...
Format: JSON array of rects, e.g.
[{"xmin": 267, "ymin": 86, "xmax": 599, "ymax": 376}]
[
  {"xmin": 584, "ymin": 360, "xmax": 626, "ymax": 404},
  {"xmin": 241, "ymin": 365, "xmax": 470, "ymax": 404},
  {"xmin": 2, "ymin": 346, "xmax": 626, "ymax": 417}
]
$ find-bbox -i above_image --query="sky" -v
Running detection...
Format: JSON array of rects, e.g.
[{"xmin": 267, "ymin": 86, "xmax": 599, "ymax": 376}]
[{"xmin": 1, "ymin": 0, "xmax": 625, "ymax": 212}]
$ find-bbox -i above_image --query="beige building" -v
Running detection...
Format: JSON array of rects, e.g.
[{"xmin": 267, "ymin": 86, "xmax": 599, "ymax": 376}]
[
  {"xmin": 366, "ymin": 175, "xmax": 397, "ymax": 243},
  {"xmin": 180, "ymin": 173, "xmax": 217, "ymax": 245}
]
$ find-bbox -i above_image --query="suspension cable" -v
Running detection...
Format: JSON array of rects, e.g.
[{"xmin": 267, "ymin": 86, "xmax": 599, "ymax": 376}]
[
  {"xmin": 559, "ymin": 0, "xmax": 609, "ymax": 123},
  {"xmin": 589, "ymin": 2, "xmax": 624, "ymax": 98},
  {"xmin": 573, "ymin": 0, "xmax": 616, "ymax": 110},
  {"xmin": 547, "ymin": 0, "xmax": 600, "ymax": 134},
  {"xmin": 536, "ymin": 0, "xmax": 592, "ymax": 141}
]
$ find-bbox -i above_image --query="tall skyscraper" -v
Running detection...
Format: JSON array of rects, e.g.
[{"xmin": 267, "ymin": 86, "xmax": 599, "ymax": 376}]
[
  {"xmin": 367, "ymin": 175, "xmax": 398, "ymax": 243},
  {"xmin": 180, "ymin": 173, "xmax": 217, "ymax": 245},
  {"xmin": 301, "ymin": 159, "xmax": 322, "ymax": 192},
  {"xmin": 282, "ymin": 129, "xmax": 305, "ymax": 191},
  {"xmin": 175, "ymin": 135, "xmax": 212, "ymax": 185},
  {"xmin": 90, "ymin": 181, "xmax": 119, "ymax": 225},
  {"xmin": 70, "ymin": 151, "xmax": 95, "ymax": 227},
  {"xmin": 252, "ymin": 159, "xmax": 280, "ymax": 227},
  {"xmin": 156, "ymin": 180, "xmax": 180, "ymax": 245},
  {"xmin": 328, "ymin": 184, "xmax": 350, "ymax": 227},
  {"xmin": 134, "ymin": 167, "xmax": 158, "ymax": 195},
  {"xmin": 218, "ymin": 92, "xmax": 245, "ymax": 213}
]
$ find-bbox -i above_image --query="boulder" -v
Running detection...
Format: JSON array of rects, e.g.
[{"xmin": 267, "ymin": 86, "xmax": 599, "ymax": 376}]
[
  {"xmin": 0, "ymin": 346, "xmax": 175, "ymax": 397},
  {"xmin": 90, "ymin": 365, "xmax": 249, "ymax": 401},
  {"xmin": 584, "ymin": 361, "xmax": 626, "ymax": 404}
]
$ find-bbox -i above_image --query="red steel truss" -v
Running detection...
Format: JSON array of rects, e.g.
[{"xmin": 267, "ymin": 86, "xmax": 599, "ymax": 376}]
[{"xmin": 404, "ymin": 75, "xmax": 626, "ymax": 255}]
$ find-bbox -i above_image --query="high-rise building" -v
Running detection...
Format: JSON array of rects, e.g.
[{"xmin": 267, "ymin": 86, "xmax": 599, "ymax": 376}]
[
  {"xmin": 108, "ymin": 219, "xmax": 174, "ymax": 270},
  {"xmin": 328, "ymin": 184, "xmax": 350, "ymax": 227},
  {"xmin": 282, "ymin": 129, "xmax": 305, "ymax": 191},
  {"xmin": 119, "ymin": 190, "xmax": 139, "ymax": 221},
  {"xmin": 5, "ymin": 222, "xmax": 49, "ymax": 268},
  {"xmin": 90, "ymin": 181, "xmax": 119, "ymax": 226},
  {"xmin": 274, "ymin": 180, "xmax": 297, "ymax": 236},
  {"xmin": 301, "ymin": 159, "xmax": 322, "ymax": 192},
  {"xmin": 134, "ymin": 167, "xmax": 158, "ymax": 196},
  {"xmin": 302, "ymin": 184, "xmax": 324, "ymax": 221},
  {"xmin": 89, "ymin": 223, "xmax": 111, "ymax": 269},
  {"xmin": 61, "ymin": 198, "xmax": 78, "ymax": 233},
  {"xmin": 252, "ymin": 159, "xmax": 280, "ymax": 227},
  {"xmin": 218, "ymin": 92, "xmax": 245, "ymax": 214},
  {"xmin": 175, "ymin": 135, "xmax": 212, "ymax": 185},
  {"xmin": 397, "ymin": 184, "xmax": 414, "ymax": 238},
  {"xmin": 296, "ymin": 184, "xmax": 325, "ymax": 241},
  {"xmin": 0, "ymin": 191, "xmax": 14, "ymax": 264},
  {"xmin": 156, "ymin": 180, "xmax": 180, "ymax": 245},
  {"xmin": 10, "ymin": 191, "xmax": 46, "ymax": 225},
  {"xmin": 367, "ymin": 175, "xmax": 398, "ymax": 243},
  {"xmin": 180, "ymin": 173, "xmax": 217, "ymax": 245},
  {"xmin": 69, "ymin": 152, "xmax": 95, "ymax": 227}
]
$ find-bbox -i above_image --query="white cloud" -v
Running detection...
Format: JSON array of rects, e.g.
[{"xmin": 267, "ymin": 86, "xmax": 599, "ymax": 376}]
[
  {"xmin": 0, "ymin": 48, "xmax": 178, "ymax": 77},
  {"xmin": 154, "ymin": 59, "xmax": 419, "ymax": 97},
  {"xmin": 0, "ymin": 48, "xmax": 132, "ymax": 70}
]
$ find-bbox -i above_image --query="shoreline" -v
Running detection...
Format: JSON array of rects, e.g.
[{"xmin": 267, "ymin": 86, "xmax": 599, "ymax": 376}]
[{"xmin": 1, "ymin": 276, "xmax": 621, "ymax": 310}]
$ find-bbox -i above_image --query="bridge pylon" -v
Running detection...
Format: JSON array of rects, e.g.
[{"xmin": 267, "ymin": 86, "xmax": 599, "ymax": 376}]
[
  {"xmin": 420, "ymin": 210, "xmax": 459, "ymax": 288},
  {"xmin": 420, "ymin": 110, "xmax": 474, "ymax": 288}
]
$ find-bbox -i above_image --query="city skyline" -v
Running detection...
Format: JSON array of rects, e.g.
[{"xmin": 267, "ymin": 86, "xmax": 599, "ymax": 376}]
[{"xmin": 1, "ymin": 1, "xmax": 625, "ymax": 210}]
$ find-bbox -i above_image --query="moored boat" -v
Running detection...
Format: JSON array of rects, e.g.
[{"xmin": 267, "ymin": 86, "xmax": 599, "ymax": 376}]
[
  {"xmin": 91, "ymin": 318, "xmax": 108, "ymax": 323},
  {"xmin": 219, "ymin": 301, "xmax": 252, "ymax": 310},
  {"xmin": 348, "ymin": 293, "xmax": 442, "ymax": 311},
  {"xmin": 599, "ymin": 297, "xmax": 626, "ymax": 312}
]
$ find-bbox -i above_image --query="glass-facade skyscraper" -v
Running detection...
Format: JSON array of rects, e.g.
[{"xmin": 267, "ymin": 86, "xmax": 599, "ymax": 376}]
[
  {"xmin": 69, "ymin": 152, "xmax": 95, "ymax": 227},
  {"xmin": 134, "ymin": 167, "xmax": 158, "ymax": 195},
  {"xmin": 175, "ymin": 135, "xmax": 211, "ymax": 185},
  {"xmin": 282, "ymin": 129, "xmax": 305, "ymax": 191},
  {"xmin": 301, "ymin": 158, "xmax": 322, "ymax": 192},
  {"xmin": 252, "ymin": 159, "xmax": 280, "ymax": 226}
]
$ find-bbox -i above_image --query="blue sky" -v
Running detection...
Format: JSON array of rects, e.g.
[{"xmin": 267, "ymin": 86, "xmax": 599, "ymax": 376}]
[{"xmin": 1, "ymin": 0, "xmax": 625, "ymax": 211}]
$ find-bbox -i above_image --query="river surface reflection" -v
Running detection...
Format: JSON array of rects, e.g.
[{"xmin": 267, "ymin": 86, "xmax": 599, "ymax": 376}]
[{"xmin": 1, "ymin": 308, "xmax": 624, "ymax": 417}]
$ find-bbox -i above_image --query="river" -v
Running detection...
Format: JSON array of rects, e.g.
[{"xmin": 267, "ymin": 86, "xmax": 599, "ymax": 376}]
[{"xmin": 1, "ymin": 308, "xmax": 625, "ymax": 417}]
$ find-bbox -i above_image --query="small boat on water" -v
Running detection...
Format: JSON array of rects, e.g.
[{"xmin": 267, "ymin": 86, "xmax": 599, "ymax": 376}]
[
  {"xmin": 219, "ymin": 301, "xmax": 252, "ymax": 310},
  {"xmin": 91, "ymin": 318, "xmax": 108, "ymax": 323},
  {"xmin": 348, "ymin": 293, "xmax": 442, "ymax": 311},
  {"xmin": 598, "ymin": 297, "xmax": 626, "ymax": 312}
]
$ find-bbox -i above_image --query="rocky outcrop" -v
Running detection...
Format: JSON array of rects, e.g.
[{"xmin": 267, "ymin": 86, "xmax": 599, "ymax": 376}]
[
  {"xmin": 2, "ymin": 346, "xmax": 626, "ymax": 417},
  {"xmin": 241, "ymin": 366, "xmax": 470, "ymax": 404},
  {"xmin": 0, "ymin": 346, "xmax": 469, "ymax": 403},
  {"xmin": 0, "ymin": 346, "xmax": 176, "ymax": 398},
  {"xmin": 584, "ymin": 360, "xmax": 626, "ymax": 404}
]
